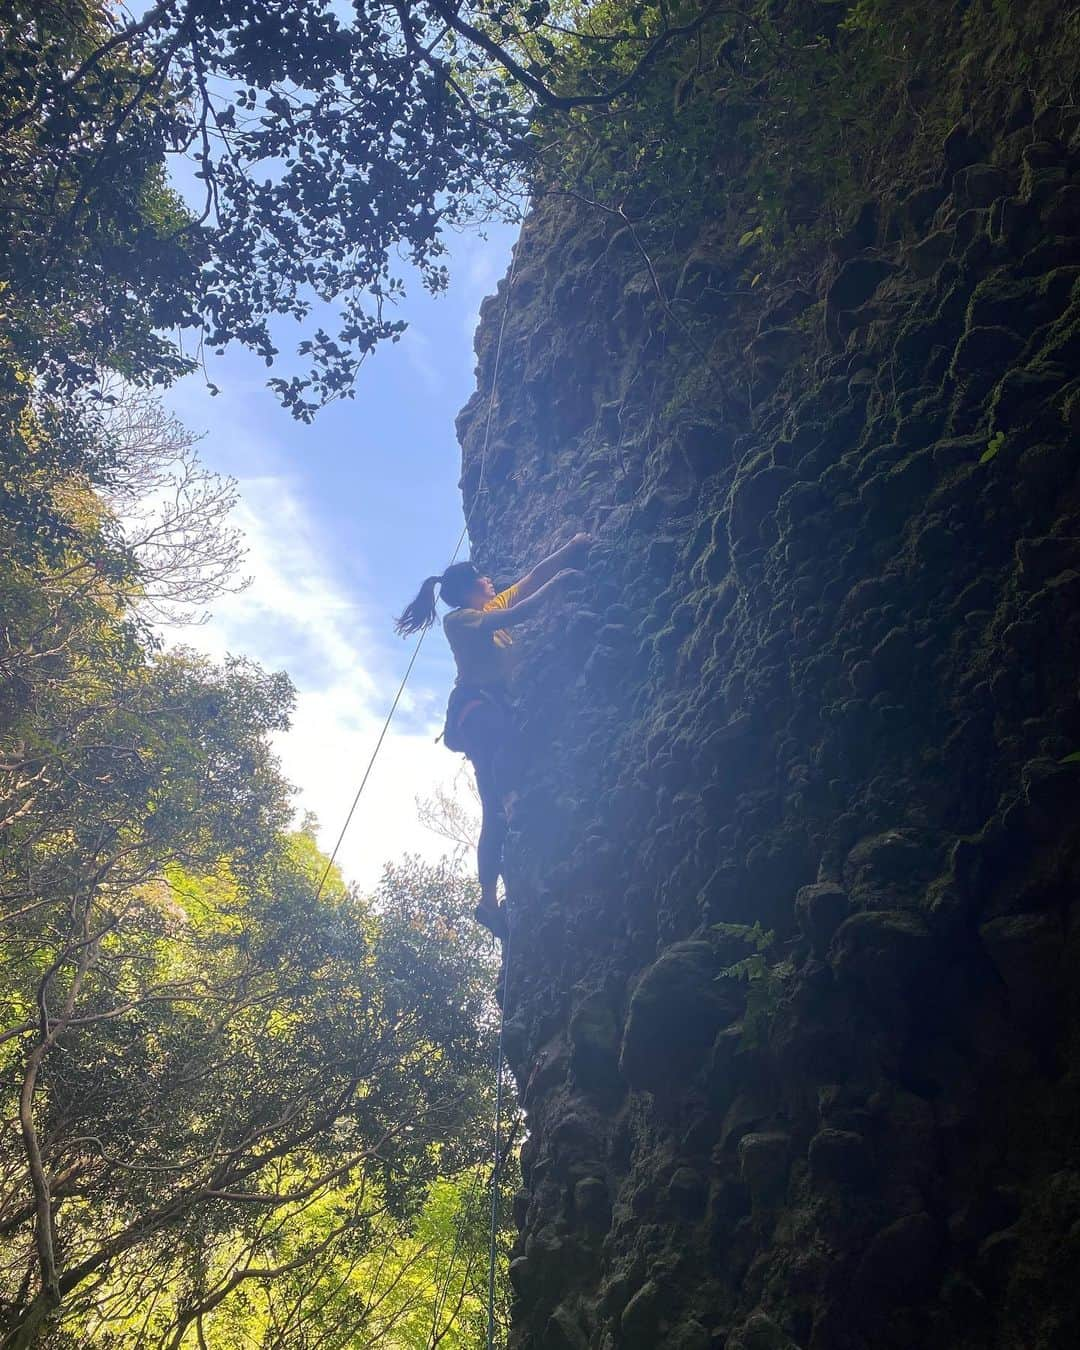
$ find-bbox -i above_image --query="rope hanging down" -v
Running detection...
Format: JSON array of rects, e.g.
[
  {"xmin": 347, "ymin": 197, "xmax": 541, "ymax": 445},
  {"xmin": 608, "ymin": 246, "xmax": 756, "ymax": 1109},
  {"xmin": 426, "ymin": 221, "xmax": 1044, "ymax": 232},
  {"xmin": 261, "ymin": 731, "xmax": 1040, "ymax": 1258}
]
[
  {"xmin": 486, "ymin": 940, "xmax": 510, "ymax": 1350},
  {"xmin": 310, "ymin": 202, "xmax": 532, "ymax": 1350},
  {"xmin": 313, "ymin": 204, "xmax": 528, "ymax": 903},
  {"xmin": 421, "ymin": 937, "xmax": 511, "ymax": 1350}
]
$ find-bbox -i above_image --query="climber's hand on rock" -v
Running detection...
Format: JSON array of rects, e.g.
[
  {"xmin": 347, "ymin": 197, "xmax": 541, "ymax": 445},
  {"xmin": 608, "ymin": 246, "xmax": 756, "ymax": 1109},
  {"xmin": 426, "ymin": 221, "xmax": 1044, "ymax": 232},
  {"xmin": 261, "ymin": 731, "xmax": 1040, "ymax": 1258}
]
[{"xmin": 568, "ymin": 532, "xmax": 592, "ymax": 552}]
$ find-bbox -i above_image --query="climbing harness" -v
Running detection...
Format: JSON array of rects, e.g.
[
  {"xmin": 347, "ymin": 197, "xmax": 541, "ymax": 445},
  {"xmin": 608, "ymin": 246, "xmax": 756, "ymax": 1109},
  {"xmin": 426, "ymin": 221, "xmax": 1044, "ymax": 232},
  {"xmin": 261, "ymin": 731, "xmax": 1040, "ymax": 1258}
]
[{"xmin": 441, "ymin": 683, "xmax": 508, "ymax": 755}]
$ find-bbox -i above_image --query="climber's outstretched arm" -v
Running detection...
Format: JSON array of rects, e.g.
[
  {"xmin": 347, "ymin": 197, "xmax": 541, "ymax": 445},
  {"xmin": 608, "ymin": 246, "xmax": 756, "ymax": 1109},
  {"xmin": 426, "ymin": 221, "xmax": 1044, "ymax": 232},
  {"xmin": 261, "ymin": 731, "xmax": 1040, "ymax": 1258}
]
[
  {"xmin": 513, "ymin": 533, "xmax": 591, "ymax": 601},
  {"xmin": 476, "ymin": 570, "xmax": 581, "ymax": 632}
]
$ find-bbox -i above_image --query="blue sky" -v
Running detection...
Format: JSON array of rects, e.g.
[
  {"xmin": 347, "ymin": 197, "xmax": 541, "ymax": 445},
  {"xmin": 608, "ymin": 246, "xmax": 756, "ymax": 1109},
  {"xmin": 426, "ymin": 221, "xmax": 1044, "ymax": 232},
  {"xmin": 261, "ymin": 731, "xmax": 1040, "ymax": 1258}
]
[{"xmin": 162, "ymin": 221, "xmax": 519, "ymax": 889}]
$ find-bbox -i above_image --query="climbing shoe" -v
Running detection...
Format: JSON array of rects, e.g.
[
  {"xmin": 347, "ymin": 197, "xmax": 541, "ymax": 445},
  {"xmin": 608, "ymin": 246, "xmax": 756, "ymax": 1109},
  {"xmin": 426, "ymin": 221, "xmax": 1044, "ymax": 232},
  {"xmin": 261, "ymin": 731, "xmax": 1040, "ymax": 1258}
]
[{"xmin": 474, "ymin": 903, "xmax": 508, "ymax": 941}]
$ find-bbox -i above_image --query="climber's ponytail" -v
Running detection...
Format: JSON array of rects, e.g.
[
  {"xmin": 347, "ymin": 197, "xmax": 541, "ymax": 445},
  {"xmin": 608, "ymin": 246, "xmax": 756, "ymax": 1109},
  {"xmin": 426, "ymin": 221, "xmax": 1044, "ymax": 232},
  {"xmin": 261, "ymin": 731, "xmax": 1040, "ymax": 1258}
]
[
  {"xmin": 395, "ymin": 561, "xmax": 481, "ymax": 635},
  {"xmin": 395, "ymin": 575, "xmax": 443, "ymax": 636}
]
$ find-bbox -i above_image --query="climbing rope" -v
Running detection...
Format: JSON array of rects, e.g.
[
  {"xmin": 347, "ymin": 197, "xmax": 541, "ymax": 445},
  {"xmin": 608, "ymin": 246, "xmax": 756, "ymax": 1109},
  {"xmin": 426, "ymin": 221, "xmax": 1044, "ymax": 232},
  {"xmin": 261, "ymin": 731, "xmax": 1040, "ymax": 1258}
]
[
  {"xmin": 314, "ymin": 627, "xmax": 428, "ymax": 902},
  {"xmin": 313, "ymin": 199, "xmax": 529, "ymax": 904},
  {"xmin": 486, "ymin": 937, "xmax": 509, "ymax": 1350},
  {"xmin": 425, "ymin": 941, "xmax": 510, "ymax": 1350},
  {"xmin": 428, "ymin": 1153, "xmax": 485, "ymax": 1343},
  {"xmin": 312, "ymin": 201, "xmax": 531, "ymax": 1348}
]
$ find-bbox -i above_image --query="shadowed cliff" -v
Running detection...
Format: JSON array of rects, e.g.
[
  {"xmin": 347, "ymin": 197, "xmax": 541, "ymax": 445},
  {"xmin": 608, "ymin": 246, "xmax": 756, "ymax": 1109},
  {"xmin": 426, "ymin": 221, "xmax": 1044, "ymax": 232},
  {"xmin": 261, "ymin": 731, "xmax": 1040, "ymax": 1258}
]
[{"xmin": 457, "ymin": 4, "xmax": 1080, "ymax": 1346}]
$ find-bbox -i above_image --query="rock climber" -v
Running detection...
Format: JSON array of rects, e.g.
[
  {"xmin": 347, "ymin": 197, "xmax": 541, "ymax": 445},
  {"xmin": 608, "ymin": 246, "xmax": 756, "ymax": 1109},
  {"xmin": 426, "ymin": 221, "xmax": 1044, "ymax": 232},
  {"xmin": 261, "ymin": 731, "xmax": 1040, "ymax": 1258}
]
[{"xmin": 395, "ymin": 534, "xmax": 590, "ymax": 939}]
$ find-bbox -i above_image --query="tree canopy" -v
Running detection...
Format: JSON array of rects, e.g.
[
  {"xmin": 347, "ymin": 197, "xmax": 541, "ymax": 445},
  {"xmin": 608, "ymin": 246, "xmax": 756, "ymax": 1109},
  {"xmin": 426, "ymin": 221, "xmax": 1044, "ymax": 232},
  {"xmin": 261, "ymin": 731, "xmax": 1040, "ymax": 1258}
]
[
  {"xmin": 1, "ymin": 0, "xmax": 722, "ymax": 419},
  {"xmin": 0, "ymin": 379, "xmax": 514, "ymax": 1345}
]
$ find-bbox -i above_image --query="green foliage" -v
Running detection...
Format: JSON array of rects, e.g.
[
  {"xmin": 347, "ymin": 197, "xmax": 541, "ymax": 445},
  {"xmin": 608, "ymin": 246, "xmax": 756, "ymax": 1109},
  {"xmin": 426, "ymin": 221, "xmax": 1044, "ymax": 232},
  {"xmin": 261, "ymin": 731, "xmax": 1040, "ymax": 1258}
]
[
  {"xmin": 713, "ymin": 919, "xmax": 774, "ymax": 957},
  {"xmin": 0, "ymin": 404, "xmax": 513, "ymax": 1345},
  {"xmin": 0, "ymin": 0, "xmax": 1056, "ymax": 436},
  {"xmin": 37, "ymin": 858, "xmax": 512, "ymax": 1348},
  {"xmin": 529, "ymin": 0, "xmax": 1038, "ymax": 348},
  {"xmin": 981, "ymin": 429, "xmax": 1006, "ymax": 464},
  {"xmin": 713, "ymin": 922, "xmax": 792, "ymax": 1049},
  {"xmin": 0, "ymin": 0, "xmax": 729, "ymax": 421},
  {"xmin": 1, "ymin": 4, "xmax": 569, "ymax": 1330},
  {"xmin": 1, "ymin": 0, "xmax": 503, "ymax": 415},
  {"xmin": 174, "ymin": 1166, "xmax": 511, "ymax": 1349}
]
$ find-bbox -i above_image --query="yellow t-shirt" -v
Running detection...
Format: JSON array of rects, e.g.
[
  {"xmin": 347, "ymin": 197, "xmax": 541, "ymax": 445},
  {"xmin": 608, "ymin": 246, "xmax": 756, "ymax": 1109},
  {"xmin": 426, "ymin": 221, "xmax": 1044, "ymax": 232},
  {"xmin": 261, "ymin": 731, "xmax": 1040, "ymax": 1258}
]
[{"xmin": 444, "ymin": 583, "xmax": 521, "ymax": 689}]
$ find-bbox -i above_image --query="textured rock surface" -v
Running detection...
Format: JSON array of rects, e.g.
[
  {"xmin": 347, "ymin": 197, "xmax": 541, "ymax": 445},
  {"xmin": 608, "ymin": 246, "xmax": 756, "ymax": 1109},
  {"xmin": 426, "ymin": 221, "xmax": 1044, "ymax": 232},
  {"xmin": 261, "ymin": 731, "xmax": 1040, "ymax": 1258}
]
[{"xmin": 457, "ymin": 11, "xmax": 1080, "ymax": 1349}]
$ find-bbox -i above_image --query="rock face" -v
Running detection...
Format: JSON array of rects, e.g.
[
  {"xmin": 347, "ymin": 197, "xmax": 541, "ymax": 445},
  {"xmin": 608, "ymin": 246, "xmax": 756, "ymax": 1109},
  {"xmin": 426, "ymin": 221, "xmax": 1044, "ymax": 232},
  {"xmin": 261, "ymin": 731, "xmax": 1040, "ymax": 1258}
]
[{"xmin": 456, "ymin": 11, "xmax": 1080, "ymax": 1350}]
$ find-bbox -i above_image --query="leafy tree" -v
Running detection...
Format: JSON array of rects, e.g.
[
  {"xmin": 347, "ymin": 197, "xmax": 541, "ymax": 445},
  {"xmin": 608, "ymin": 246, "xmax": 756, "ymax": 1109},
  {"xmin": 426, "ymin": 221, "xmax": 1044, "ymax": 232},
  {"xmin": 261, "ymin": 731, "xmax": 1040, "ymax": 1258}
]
[
  {"xmin": 0, "ymin": 852, "xmax": 507, "ymax": 1347},
  {"xmin": 1, "ymin": 0, "xmax": 722, "ymax": 418},
  {"xmin": 75, "ymin": 859, "xmax": 515, "ymax": 1350},
  {"xmin": 0, "ymin": 394, "xmax": 512, "ymax": 1346}
]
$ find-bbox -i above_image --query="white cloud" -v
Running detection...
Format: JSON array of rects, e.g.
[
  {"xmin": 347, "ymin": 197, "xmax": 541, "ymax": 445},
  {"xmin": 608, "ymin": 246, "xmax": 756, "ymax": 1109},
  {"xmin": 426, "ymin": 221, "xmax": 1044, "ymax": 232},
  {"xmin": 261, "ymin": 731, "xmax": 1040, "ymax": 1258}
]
[
  {"xmin": 458, "ymin": 227, "xmax": 517, "ymax": 374},
  {"xmin": 161, "ymin": 473, "xmax": 473, "ymax": 893},
  {"xmin": 465, "ymin": 234, "xmax": 508, "ymax": 293},
  {"xmin": 400, "ymin": 328, "xmax": 446, "ymax": 397},
  {"xmin": 148, "ymin": 219, "xmax": 523, "ymax": 894}
]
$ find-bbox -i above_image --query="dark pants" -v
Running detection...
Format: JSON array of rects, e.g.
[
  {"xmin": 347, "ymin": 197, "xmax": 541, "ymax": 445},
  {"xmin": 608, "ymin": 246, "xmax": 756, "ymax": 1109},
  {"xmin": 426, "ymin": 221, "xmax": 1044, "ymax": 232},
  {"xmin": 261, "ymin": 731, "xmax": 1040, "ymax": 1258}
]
[{"xmin": 460, "ymin": 698, "xmax": 514, "ymax": 893}]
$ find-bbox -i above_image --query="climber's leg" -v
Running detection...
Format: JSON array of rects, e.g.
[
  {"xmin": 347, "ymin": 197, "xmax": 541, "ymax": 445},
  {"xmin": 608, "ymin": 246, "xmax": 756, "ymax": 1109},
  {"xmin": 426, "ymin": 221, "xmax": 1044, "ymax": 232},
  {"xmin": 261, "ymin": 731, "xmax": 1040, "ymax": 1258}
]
[
  {"xmin": 492, "ymin": 710, "xmax": 521, "ymax": 823},
  {"xmin": 463, "ymin": 703, "xmax": 510, "ymax": 938},
  {"xmin": 474, "ymin": 748, "xmax": 506, "ymax": 899}
]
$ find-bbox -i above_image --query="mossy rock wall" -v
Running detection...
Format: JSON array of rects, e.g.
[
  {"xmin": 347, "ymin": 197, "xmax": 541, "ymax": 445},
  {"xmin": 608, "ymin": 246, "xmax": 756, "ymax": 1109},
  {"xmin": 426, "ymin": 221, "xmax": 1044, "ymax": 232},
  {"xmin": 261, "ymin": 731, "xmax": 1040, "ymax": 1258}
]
[{"xmin": 456, "ymin": 6, "xmax": 1080, "ymax": 1347}]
